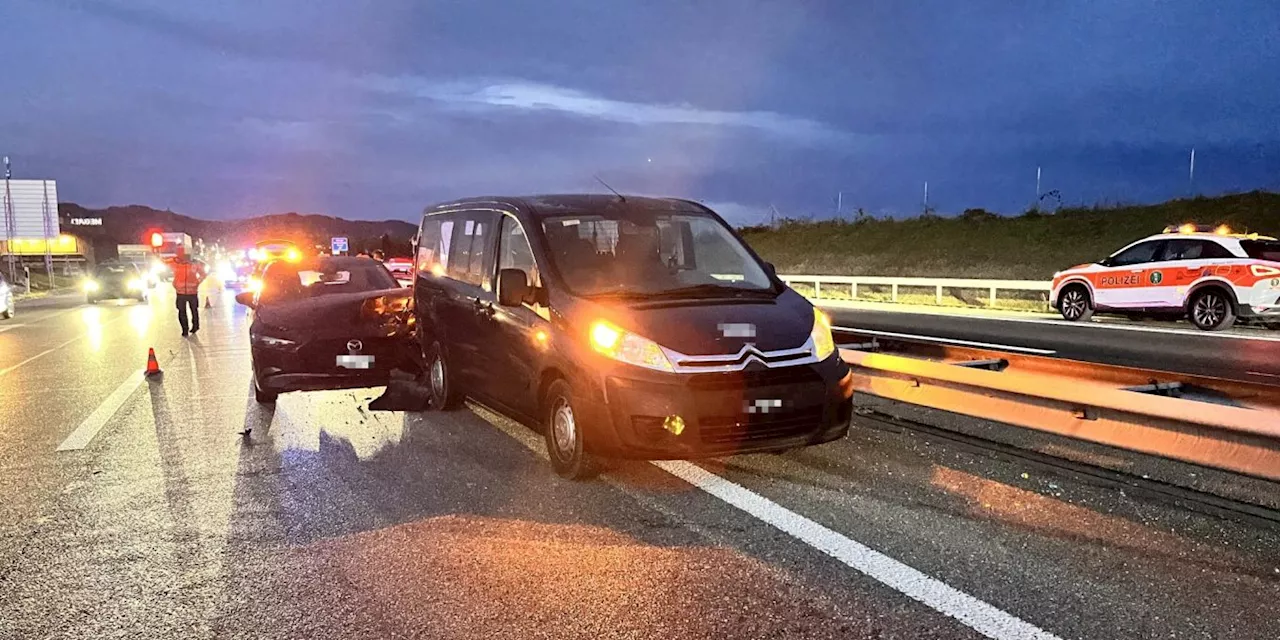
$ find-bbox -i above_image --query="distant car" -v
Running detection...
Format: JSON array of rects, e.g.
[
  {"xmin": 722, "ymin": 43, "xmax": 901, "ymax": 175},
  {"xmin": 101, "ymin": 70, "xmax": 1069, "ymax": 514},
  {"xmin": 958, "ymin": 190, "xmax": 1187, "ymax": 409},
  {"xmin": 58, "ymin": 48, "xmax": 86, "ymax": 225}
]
[
  {"xmin": 0, "ymin": 272, "xmax": 14, "ymax": 319},
  {"xmin": 84, "ymin": 262, "xmax": 150, "ymax": 304},
  {"xmin": 384, "ymin": 258, "xmax": 414, "ymax": 287},
  {"xmin": 1051, "ymin": 225, "xmax": 1280, "ymax": 331},
  {"xmin": 235, "ymin": 256, "xmax": 417, "ymax": 404}
]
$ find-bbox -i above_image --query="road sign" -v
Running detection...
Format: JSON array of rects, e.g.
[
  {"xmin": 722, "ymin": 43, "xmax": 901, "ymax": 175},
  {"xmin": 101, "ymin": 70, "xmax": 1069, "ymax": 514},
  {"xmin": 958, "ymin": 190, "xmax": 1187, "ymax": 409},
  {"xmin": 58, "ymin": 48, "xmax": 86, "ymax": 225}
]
[{"xmin": 331, "ymin": 236, "xmax": 349, "ymax": 255}]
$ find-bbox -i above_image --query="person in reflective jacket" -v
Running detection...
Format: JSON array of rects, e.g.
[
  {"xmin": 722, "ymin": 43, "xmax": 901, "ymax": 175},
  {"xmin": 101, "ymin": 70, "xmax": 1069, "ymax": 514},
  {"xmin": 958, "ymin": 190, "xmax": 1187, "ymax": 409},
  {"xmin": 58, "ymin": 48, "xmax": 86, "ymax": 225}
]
[{"xmin": 170, "ymin": 247, "xmax": 207, "ymax": 336}]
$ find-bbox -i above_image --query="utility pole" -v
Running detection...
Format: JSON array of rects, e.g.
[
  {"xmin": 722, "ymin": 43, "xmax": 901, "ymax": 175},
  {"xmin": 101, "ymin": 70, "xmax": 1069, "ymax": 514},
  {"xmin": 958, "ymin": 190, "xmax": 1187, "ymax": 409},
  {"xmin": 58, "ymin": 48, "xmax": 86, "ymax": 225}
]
[
  {"xmin": 3, "ymin": 156, "xmax": 15, "ymax": 282},
  {"xmin": 1188, "ymin": 148, "xmax": 1196, "ymax": 195},
  {"xmin": 922, "ymin": 181, "xmax": 929, "ymax": 215},
  {"xmin": 836, "ymin": 191, "xmax": 842, "ymax": 216}
]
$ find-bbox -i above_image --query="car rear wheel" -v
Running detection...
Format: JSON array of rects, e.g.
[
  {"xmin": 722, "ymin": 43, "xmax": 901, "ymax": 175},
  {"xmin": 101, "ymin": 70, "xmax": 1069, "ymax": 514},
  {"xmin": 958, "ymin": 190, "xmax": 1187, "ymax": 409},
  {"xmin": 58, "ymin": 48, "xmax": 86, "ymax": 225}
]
[
  {"xmin": 1058, "ymin": 285, "xmax": 1093, "ymax": 322},
  {"xmin": 543, "ymin": 379, "xmax": 599, "ymax": 481},
  {"xmin": 426, "ymin": 341, "xmax": 463, "ymax": 410},
  {"xmin": 1188, "ymin": 289, "xmax": 1236, "ymax": 331}
]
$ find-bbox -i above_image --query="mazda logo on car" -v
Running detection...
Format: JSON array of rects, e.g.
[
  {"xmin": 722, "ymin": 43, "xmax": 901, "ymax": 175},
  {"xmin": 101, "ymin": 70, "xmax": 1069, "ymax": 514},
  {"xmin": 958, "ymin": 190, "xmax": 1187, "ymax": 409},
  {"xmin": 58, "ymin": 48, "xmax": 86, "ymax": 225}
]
[{"xmin": 347, "ymin": 339, "xmax": 363, "ymax": 353}]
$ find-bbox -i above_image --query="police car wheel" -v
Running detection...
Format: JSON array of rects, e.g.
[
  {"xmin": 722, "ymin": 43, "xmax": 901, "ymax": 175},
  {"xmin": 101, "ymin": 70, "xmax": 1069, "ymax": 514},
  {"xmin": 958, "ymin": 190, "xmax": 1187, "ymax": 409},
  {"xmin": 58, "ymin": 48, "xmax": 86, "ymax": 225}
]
[
  {"xmin": 543, "ymin": 379, "xmax": 600, "ymax": 480},
  {"xmin": 1188, "ymin": 290, "xmax": 1235, "ymax": 331},
  {"xmin": 1058, "ymin": 286, "xmax": 1093, "ymax": 322}
]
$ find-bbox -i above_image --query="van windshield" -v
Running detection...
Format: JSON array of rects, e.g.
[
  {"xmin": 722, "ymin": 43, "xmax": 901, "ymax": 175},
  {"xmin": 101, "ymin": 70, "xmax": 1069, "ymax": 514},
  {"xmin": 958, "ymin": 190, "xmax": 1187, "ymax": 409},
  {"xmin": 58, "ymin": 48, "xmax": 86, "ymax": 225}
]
[{"xmin": 541, "ymin": 212, "xmax": 776, "ymax": 298}]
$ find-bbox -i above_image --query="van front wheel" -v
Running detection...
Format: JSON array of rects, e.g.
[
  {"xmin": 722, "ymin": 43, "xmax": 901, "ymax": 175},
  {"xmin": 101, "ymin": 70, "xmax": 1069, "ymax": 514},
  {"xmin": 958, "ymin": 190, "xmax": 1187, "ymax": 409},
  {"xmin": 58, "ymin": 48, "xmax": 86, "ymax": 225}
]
[
  {"xmin": 426, "ymin": 341, "xmax": 463, "ymax": 410},
  {"xmin": 544, "ymin": 380, "xmax": 599, "ymax": 480}
]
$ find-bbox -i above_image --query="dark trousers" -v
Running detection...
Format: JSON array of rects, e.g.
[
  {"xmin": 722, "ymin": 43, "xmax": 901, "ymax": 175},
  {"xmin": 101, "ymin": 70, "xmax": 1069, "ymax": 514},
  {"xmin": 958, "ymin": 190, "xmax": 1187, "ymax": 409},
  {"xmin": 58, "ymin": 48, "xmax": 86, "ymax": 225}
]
[{"xmin": 176, "ymin": 294, "xmax": 200, "ymax": 334}]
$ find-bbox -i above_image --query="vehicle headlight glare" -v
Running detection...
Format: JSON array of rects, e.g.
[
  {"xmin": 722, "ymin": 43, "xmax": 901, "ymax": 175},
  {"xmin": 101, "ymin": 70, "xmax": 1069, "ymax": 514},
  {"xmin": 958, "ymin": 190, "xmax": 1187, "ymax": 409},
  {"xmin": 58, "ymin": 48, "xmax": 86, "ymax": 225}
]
[
  {"xmin": 83, "ymin": 280, "xmax": 100, "ymax": 292},
  {"xmin": 589, "ymin": 320, "xmax": 674, "ymax": 372},
  {"xmin": 127, "ymin": 278, "xmax": 144, "ymax": 290},
  {"xmin": 811, "ymin": 308, "xmax": 835, "ymax": 360}
]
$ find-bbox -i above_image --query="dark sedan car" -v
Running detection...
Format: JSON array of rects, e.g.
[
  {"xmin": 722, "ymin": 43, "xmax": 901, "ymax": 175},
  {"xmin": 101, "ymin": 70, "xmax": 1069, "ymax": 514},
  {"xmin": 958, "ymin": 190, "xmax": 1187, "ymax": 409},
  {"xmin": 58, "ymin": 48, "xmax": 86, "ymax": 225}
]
[
  {"xmin": 235, "ymin": 256, "xmax": 417, "ymax": 403},
  {"xmin": 84, "ymin": 262, "xmax": 150, "ymax": 304}
]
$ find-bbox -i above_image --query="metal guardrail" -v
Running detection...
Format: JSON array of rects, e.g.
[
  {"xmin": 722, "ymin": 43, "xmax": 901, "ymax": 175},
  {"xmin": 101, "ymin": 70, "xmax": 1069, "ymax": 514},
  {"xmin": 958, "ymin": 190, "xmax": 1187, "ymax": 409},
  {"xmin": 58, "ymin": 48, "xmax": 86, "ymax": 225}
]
[
  {"xmin": 781, "ymin": 274, "xmax": 1051, "ymax": 306},
  {"xmin": 837, "ymin": 335, "xmax": 1280, "ymax": 481}
]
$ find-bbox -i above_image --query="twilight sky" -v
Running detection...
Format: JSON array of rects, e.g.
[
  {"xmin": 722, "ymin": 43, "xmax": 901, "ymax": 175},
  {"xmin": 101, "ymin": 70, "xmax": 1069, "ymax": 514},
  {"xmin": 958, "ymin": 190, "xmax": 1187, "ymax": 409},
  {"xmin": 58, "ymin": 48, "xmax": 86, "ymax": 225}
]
[{"xmin": 2, "ymin": 0, "xmax": 1278, "ymax": 224}]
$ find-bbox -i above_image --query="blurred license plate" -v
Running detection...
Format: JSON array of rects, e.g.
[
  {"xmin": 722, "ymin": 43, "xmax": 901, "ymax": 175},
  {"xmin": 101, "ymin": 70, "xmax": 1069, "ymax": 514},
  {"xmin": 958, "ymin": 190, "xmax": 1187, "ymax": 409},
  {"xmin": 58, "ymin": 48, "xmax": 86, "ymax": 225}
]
[{"xmin": 336, "ymin": 355, "xmax": 375, "ymax": 369}]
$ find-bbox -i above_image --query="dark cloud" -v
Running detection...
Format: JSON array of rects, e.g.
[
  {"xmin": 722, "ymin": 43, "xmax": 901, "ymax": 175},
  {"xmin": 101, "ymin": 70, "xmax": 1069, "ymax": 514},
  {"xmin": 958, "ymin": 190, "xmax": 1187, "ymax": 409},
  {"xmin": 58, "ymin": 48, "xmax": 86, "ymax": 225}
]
[{"xmin": 2, "ymin": 0, "xmax": 1278, "ymax": 223}]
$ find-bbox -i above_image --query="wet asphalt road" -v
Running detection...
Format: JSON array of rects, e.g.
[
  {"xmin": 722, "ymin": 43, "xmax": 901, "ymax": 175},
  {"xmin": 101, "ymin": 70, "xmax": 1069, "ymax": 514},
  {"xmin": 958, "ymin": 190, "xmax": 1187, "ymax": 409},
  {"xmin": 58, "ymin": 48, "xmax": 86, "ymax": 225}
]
[{"xmin": 1, "ymin": 287, "xmax": 1278, "ymax": 639}]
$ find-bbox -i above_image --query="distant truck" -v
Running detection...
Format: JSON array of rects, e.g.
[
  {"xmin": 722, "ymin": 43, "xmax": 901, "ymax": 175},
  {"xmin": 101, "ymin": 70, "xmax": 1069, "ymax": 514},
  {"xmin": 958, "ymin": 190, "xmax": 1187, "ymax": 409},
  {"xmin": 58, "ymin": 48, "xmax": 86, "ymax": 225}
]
[{"xmin": 157, "ymin": 233, "xmax": 194, "ymax": 259}]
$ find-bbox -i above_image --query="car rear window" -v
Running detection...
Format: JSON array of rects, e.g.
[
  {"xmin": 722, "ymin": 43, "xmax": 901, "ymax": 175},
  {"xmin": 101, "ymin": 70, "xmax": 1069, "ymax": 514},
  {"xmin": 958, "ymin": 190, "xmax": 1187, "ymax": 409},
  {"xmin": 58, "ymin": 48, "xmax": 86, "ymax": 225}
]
[
  {"xmin": 261, "ymin": 261, "xmax": 397, "ymax": 303},
  {"xmin": 1240, "ymin": 240, "xmax": 1280, "ymax": 262},
  {"xmin": 95, "ymin": 265, "xmax": 130, "ymax": 277}
]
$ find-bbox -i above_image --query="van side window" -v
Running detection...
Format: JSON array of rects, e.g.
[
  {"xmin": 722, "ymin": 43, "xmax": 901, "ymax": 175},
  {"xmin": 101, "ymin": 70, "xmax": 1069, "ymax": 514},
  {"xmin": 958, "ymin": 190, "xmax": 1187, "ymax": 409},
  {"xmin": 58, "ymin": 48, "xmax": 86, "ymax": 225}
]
[
  {"xmin": 417, "ymin": 214, "xmax": 455, "ymax": 274},
  {"xmin": 498, "ymin": 216, "xmax": 539, "ymax": 285},
  {"xmin": 447, "ymin": 212, "xmax": 497, "ymax": 289}
]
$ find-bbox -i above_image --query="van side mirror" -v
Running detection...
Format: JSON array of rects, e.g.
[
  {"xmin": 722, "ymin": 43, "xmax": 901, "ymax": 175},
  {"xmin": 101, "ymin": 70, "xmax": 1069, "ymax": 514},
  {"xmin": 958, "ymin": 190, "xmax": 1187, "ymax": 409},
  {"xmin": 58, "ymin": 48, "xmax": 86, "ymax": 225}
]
[
  {"xmin": 235, "ymin": 291, "xmax": 256, "ymax": 308},
  {"xmin": 497, "ymin": 268, "xmax": 532, "ymax": 307}
]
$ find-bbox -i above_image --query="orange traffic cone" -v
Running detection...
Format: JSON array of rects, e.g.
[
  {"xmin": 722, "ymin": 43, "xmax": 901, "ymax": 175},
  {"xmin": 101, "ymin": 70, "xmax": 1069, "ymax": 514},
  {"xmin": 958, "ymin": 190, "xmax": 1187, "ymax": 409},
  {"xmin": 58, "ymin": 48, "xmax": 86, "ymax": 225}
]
[
  {"xmin": 145, "ymin": 348, "xmax": 162, "ymax": 377},
  {"xmin": 204, "ymin": 296, "xmax": 212, "ymax": 308}
]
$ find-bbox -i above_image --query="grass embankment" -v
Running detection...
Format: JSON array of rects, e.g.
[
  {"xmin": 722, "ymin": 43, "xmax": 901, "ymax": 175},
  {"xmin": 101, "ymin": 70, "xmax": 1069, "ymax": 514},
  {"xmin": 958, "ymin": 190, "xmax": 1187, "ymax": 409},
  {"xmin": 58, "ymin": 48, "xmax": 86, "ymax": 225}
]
[
  {"xmin": 6, "ymin": 268, "xmax": 78, "ymax": 298},
  {"xmin": 742, "ymin": 191, "xmax": 1280, "ymax": 312},
  {"xmin": 741, "ymin": 191, "xmax": 1280, "ymax": 280}
]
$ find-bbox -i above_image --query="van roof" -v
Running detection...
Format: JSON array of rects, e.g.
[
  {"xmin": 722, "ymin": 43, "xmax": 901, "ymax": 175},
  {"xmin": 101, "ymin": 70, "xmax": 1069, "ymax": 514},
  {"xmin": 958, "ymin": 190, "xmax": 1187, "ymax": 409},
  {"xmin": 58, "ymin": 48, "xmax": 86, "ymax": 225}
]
[{"xmin": 425, "ymin": 194, "xmax": 712, "ymax": 218}]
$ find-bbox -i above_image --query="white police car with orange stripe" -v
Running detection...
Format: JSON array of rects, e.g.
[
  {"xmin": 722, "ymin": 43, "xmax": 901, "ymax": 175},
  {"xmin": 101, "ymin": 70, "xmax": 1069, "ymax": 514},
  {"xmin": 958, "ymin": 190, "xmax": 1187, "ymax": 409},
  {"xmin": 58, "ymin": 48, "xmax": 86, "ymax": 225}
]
[{"xmin": 1050, "ymin": 224, "xmax": 1280, "ymax": 331}]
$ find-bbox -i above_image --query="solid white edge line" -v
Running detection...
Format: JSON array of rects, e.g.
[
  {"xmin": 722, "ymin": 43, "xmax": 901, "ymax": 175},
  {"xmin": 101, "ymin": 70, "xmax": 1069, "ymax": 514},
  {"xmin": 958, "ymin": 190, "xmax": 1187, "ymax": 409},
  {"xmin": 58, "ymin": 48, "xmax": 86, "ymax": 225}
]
[
  {"xmin": 834, "ymin": 326, "xmax": 1057, "ymax": 355},
  {"xmin": 478, "ymin": 411, "xmax": 1061, "ymax": 640},
  {"xmin": 56, "ymin": 370, "xmax": 147, "ymax": 451},
  {"xmin": 653, "ymin": 460, "xmax": 1062, "ymax": 640}
]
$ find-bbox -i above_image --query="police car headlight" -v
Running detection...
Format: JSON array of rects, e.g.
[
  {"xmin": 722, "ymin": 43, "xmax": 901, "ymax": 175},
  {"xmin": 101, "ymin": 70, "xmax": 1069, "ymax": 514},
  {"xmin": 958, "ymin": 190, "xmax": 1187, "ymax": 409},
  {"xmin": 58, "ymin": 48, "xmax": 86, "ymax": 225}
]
[
  {"xmin": 588, "ymin": 320, "xmax": 674, "ymax": 372},
  {"xmin": 811, "ymin": 308, "xmax": 836, "ymax": 360}
]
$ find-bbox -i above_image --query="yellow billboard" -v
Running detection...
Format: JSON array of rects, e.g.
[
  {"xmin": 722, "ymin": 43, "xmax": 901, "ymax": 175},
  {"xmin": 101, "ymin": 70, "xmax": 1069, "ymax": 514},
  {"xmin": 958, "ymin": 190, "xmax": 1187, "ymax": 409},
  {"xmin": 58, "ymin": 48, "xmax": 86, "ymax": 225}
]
[{"xmin": 3, "ymin": 235, "xmax": 83, "ymax": 255}]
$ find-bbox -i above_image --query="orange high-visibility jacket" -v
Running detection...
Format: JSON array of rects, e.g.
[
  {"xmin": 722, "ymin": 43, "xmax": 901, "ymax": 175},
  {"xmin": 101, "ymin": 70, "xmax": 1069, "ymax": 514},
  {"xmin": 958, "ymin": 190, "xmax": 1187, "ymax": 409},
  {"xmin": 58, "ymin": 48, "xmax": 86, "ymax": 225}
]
[{"xmin": 171, "ymin": 258, "xmax": 207, "ymax": 295}]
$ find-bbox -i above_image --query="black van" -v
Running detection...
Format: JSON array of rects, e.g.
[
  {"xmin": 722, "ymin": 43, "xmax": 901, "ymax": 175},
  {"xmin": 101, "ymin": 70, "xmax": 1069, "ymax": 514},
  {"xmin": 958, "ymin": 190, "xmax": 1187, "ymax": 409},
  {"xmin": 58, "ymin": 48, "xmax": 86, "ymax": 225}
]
[{"xmin": 413, "ymin": 195, "xmax": 854, "ymax": 478}]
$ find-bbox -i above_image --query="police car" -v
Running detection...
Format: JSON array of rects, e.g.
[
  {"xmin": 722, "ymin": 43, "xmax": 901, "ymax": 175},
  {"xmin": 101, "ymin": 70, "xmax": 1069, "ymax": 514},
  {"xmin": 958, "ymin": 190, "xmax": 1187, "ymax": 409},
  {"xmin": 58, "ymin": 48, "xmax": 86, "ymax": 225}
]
[{"xmin": 1051, "ymin": 225, "xmax": 1280, "ymax": 331}]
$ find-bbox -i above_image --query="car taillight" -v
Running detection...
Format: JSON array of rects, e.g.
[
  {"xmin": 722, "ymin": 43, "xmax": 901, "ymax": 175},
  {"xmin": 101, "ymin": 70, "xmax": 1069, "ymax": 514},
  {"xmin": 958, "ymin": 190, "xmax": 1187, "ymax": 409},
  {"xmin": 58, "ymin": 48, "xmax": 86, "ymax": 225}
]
[{"xmin": 1250, "ymin": 264, "xmax": 1280, "ymax": 277}]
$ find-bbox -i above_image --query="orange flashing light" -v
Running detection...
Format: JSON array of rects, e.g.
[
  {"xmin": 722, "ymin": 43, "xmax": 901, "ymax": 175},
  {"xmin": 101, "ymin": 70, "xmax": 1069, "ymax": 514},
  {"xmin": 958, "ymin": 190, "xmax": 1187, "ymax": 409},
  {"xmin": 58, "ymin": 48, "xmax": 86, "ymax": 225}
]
[
  {"xmin": 149, "ymin": 232, "xmax": 164, "ymax": 248},
  {"xmin": 1178, "ymin": 223, "xmax": 1196, "ymax": 234}
]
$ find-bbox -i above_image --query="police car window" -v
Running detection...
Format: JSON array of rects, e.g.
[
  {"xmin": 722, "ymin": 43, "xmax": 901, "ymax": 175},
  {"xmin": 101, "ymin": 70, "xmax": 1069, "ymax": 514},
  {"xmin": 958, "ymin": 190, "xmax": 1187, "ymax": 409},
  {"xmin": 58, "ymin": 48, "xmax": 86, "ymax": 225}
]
[
  {"xmin": 1110, "ymin": 241, "xmax": 1162, "ymax": 266},
  {"xmin": 1240, "ymin": 240, "xmax": 1280, "ymax": 262}
]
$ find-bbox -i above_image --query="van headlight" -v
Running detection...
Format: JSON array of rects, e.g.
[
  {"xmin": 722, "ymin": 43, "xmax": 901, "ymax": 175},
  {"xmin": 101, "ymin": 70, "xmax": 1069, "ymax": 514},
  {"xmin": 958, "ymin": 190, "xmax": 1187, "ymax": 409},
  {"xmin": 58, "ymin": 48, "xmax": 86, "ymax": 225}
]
[
  {"xmin": 83, "ymin": 280, "xmax": 101, "ymax": 292},
  {"xmin": 811, "ymin": 308, "xmax": 836, "ymax": 360},
  {"xmin": 589, "ymin": 320, "xmax": 674, "ymax": 372},
  {"xmin": 127, "ymin": 278, "xmax": 144, "ymax": 291}
]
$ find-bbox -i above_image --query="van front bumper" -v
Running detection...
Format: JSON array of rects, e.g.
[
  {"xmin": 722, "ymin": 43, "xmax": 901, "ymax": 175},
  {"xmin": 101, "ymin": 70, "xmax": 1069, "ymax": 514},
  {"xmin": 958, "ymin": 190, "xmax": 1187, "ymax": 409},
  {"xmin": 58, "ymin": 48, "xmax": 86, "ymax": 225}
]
[{"xmin": 574, "ymin": 355, "xmax": 854, "ymax": 460}]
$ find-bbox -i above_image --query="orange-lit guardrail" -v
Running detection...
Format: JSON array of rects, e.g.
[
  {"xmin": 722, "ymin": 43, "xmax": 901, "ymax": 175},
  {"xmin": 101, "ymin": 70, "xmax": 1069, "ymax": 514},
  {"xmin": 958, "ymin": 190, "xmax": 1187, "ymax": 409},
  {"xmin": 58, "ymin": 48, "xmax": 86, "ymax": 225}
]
[{"xmin": 840, "ymin": 346, "xmax": 1280, "ymax": 481}]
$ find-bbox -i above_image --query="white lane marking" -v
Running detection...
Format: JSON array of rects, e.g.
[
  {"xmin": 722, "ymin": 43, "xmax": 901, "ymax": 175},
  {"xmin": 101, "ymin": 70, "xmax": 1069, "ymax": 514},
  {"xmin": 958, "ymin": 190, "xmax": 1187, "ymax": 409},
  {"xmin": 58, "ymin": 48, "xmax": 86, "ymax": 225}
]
[
  {"xmin": 834, "ymin": 326, "xmax": 1057, "ymax": 355},
  {"xmin": 0, "ymin": 324, "xmax": 27, "ymax": 333},
  {"xmin": 654, "ymin": 460, "xmax": 1062, "ymax": 640},
  {"xmin": 479, "ymin": 411, "xmax": 1060, "ymax": 640},
  {"xmin": 0, "ymin": 334, "xmax": 87, "ymax": 377},
  {"xmin": 56, "ymin": 370, "xmax": 147, "ymax": 451}
]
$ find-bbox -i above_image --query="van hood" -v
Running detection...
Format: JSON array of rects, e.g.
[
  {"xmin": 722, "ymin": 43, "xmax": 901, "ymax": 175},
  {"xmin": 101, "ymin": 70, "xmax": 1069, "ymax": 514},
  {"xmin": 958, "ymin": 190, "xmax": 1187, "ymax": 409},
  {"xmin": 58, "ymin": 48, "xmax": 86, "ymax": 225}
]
[{"xmin": 579, "ymin": 288, "xmax": 815, "ymax": 356}]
